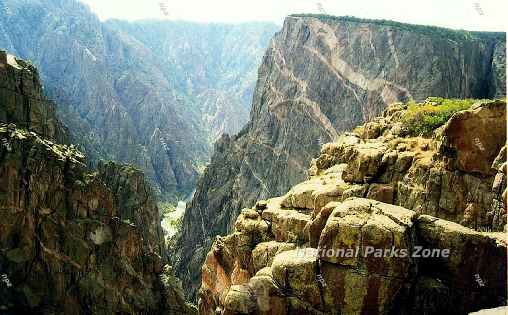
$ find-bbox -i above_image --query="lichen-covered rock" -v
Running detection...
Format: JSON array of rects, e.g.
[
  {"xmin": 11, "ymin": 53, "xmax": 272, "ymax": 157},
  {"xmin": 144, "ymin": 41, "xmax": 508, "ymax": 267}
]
[
  {"xmin": 0, "ymin": 125, "xmax": 193, "ymax": 314},
  {"xmin": 198, "ymin": 98, "xmax": 507, "ymax": 314},
  {"xmin": 341, "ymin": 142, "xmax": 389, "ymax": 183},
  {"xmin": 309, "ymin": 99, "xmax": 507, "ymax": 231},
  {"xmin": 252, "ymin": 241, "xmax": 296, "ymax": 273},
  {"xmin": 199, "ymin": 196, "xmax": 507, "ymax": 315}
]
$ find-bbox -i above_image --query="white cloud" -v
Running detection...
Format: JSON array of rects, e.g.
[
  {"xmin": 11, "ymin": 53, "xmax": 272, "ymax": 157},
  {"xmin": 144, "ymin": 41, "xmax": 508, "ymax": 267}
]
[{"xmin": 79, "ymin": 0, "xmax": 507, "ymax": 31}]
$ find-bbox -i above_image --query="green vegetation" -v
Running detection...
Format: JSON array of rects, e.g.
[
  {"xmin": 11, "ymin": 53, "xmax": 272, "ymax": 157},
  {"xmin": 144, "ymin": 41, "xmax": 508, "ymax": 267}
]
[
  {"xmin": 159, "ymin": 201, "xmax": 185, "ymax": 248},
  {"xmin": 401, "ymin": 97, "xmax": 484, "ymax": 137},
  {"xmin": 159, "ymin": 202, "xmax": 177, "ymax": 216},
  {"xmin": 289, "ymin": 14, "xmax": 506, "ymax": 42}
]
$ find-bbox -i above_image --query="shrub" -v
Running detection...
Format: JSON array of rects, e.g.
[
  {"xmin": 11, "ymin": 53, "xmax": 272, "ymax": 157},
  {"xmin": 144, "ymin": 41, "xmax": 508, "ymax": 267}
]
[
  {"xmin": 401, "ymin": 97, "xmax": 483, "ymax": 137},
  {"xmin": 159, "ymin": 202, "xmax": 176, "ymax": 215}
]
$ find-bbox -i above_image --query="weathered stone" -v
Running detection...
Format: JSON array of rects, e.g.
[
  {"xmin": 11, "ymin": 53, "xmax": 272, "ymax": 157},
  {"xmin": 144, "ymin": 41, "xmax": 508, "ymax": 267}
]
[
  {"xmin": 366, "ymin": 184, "xmax": 395, "ymax": 204},
  {"xmin": 200, "ymin": 199, "xmax": 508, "ymax": 315},
  {"xmin": 306, "ymin": 201, "xmax": 341, "ymax": 248},
  {"xmin": 256, "ymin": 200, "xmax": 268, "ymax": 211},
  {"xmin": 223, "ymin": 285, "xmax": 257, "ymax": 314},
  {"xmin": 271, "ymin": 249, "xmax": 322, "ymax": 310},
  {"xmin": 416, "ymin": 215, "xmax": 507, "ymax": 314},
  {"xmin": 0, "ymin": 57, "xmax": 192, "ymax": 314},
  {"xmin": 252, "ymin": 241, "xmax": 296, "ymax": 273},
  {"xmin": 281, "ymin": 166, "xmax": 348, "ymax": 213},
  {"xmin": 270, "ymin": 209, "xmax": 311, "ymax": 244},
  {"xmin": 342, "ymin": 143, "xmax": 389, "ymax": 183},
  {"xmin": 318, "ymin": 198, "xmax": 416, "ymax": 277},
  {"xmin": 440, "ymin": 100, "xmax": 506, "ymax": 175}
]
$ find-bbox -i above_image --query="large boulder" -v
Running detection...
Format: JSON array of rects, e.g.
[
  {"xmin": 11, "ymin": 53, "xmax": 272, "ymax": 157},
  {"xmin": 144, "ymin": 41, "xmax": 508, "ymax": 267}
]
[
  {"xmin": 316, "ymin": 198, "xmax": 418, "ymax": 314},
  {"xmin": 440, "ymin": 101, "xmax": 506, "ymax": 176}
]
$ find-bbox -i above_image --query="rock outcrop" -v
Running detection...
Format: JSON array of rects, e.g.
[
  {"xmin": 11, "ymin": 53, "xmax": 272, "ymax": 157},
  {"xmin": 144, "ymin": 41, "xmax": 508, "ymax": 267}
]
[
  {"xmin": 200, "ymin": 198, "xmax": 506, "ymax": 315},
  {"xmin": 0, "ymin": 54, "xmax": 194, "ymax": 314},
  {"xmin": 0, "ymin": 50, "xmax": 67, "ymax": 144},
  {"xmin": 309, "ymin": 99, "xmax": 507, "ymax": 230},
  {"xmin": 173, "ymin": 14, "xmax": 506, "ymax": 299},
  {"xmin": 198, "ymin": 99, "xmax": 507, "ymax": 315}
]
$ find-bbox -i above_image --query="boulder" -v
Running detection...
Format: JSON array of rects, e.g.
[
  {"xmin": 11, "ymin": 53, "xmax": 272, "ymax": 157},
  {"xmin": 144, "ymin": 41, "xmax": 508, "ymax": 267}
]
[
  {"xmin": 440, "ymin": 100, "xmax": 506, "ymax": 176},
  {"xmin": 318, "ymin": 198, "xmax": 417, "ymax": 276},
  {"xmin": 271, "ymin": 249, "xmax": 323, "ymax": 310},
  {"xmin": 416, "ymin": 215, "xmax": 507, "ymax": 313},
  {"xmin": 342, "ymin": 143, "xmax": 389, "ymax": 183},
  {"xmin": 366, "ymin": 184, "xmax": 395, "ymax": 204},
  {"xmin": 222, "ymin": 285, "xmax": 257, "ymax": 314},
  {"xmin": 252, "ymin": 241, "xmax": 297, "ymax": 273},
  {"xmin": 281, "ymin": 165, "xmax": 349, "ymax": 213}
]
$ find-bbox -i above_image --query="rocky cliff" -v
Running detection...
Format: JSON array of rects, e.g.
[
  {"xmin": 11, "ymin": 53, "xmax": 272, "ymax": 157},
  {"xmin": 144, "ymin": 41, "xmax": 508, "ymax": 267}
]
[
  {"xmin": 198, "ymin": 99, "xmax": 507, "ymax": 315},
  {"xmin": 0, "ymin": 0, "xmax": 277, "ymax": 201},
  {"xmin": 0, "ymin": 50, "xmax": 67, "ymax": 144},
  {"xmin": 173, "ymin": 15, "xmax": 506, "ymax": 299},
  {"xmin": 0, "ymin": 53, "xmax": 194, "ymax": 314},
  {"xmin": 105, "ymin": 20, "xmax": 278, "ymax": 143}
]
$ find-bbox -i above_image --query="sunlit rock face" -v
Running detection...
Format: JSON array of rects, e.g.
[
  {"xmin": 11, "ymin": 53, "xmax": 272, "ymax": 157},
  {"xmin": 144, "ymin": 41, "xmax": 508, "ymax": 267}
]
[
  {"xmin": 198, "ymin": 100, "xmax": 507, "ymax": 315},
  {"xmin": 173, "ymin": 14, "xmax": 506, "ymax": 300}
]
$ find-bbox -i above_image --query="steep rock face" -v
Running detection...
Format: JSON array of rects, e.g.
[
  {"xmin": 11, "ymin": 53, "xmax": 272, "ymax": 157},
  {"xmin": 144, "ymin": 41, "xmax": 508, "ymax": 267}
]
[
  {"xmin": 0, "ymin": 55, "xmax": 194, "ymax": 314},
  {"xmin": 0, "ymin": 51, "xmax": 67, "ymax": 143},
  {"xmin": 173, "ymin": 15, "xmax": 506, "ymax": 298},
  {"xmin": 105, "ymin": 20, "xmax": 278, "ymax": 143},
  {"xmin": 490, "ymin": 41, "xmax": 506, "ymax": 99},
  {"xmin": 0, "ymin": 0, "xmax": 276, "ymax": 201},
  {"xmin": 198, "ymin": 100, "xmax": 507, "ymax": 315}
]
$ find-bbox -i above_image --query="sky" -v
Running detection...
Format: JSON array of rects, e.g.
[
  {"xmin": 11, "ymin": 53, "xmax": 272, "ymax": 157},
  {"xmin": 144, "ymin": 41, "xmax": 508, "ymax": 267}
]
[{"xmin": 79, "ymin": 0, "xmax": 507, "ymax": 32}]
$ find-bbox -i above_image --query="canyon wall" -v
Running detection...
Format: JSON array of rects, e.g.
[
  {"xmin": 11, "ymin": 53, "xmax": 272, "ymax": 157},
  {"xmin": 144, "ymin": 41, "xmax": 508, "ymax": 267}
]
[{"xmin": 0, "ymin": 52, "xmax": 194, "ymax": 314}]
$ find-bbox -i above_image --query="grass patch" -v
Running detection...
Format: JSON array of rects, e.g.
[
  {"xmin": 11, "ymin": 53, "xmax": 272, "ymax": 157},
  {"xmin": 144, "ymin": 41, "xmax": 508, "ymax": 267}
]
[
  {"xmin": 401, "ymin": 97, "xmax": 485, "ymax": 137},
  {"xmin": 159, "ymin": 202, "xmax": 177, "ymax": 216}
]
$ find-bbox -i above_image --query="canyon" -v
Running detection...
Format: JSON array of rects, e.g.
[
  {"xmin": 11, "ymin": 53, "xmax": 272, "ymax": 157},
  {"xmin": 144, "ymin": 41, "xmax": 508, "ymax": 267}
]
[
  {"xmin": 0, "ymin": 4, "xmax": 506, "ymax": 314},
  {"xmin": 0, "ymin": 0, "xmax": 277, "ymax": 201}
]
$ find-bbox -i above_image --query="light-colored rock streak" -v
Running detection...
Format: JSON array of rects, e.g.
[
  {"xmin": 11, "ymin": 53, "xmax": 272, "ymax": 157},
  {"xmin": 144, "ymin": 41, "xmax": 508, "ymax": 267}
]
[
  {"xmin": 244, "ymin": 157, "xmax": 271, "ymax": 195},
  {"xmin": 270, "ymin": 41, "xmax": 339, "ymax": 140},
  {"xmin": 307, "ymin": 19, "xmax": 412, "ymax": 104},
  {"xmin": 388, "ymin": 30, "xmax": 400, "ymax": 69}
]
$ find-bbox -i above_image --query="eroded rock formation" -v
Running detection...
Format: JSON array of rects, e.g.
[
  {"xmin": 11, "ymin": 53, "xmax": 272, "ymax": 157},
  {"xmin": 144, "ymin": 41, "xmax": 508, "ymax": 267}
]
[{"xmin": 199, "ymin": 100, "xmax": 507, "ymax": 315}]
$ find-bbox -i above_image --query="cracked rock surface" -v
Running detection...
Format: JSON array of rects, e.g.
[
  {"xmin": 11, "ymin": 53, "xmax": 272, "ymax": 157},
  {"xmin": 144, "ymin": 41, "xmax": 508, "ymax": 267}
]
[{"xmin": 198, "ymin": 99, "xmax": 507, "ymax": 315}]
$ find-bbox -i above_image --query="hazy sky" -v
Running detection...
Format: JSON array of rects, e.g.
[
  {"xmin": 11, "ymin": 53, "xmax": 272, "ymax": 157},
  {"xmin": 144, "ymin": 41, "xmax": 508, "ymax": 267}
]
[{"xmin": 79, "ymin": 0, "xmax": 507, "ymax": 32}]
